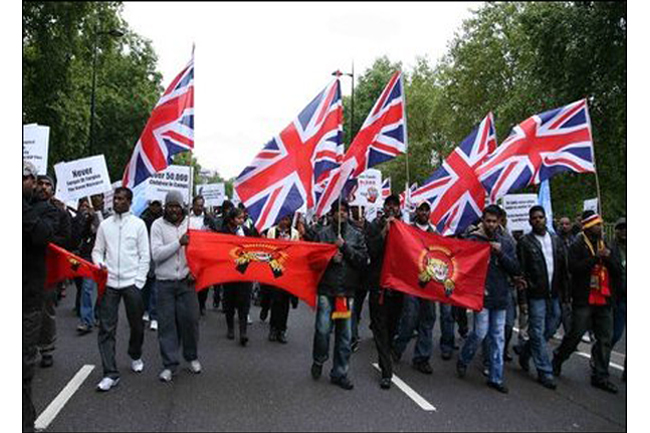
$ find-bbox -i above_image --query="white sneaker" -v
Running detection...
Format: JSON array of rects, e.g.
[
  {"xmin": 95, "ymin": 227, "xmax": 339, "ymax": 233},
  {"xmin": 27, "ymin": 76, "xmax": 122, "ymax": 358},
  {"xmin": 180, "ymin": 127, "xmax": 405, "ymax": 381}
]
[
  {"xmin": 143, "ymin": 312, "xmax": 150, "ymax": 322},
  {"xmin": 247, "ymin": 314, "xmax": 253, "ymax": 325},
  {"xmin": 131, "ymin": 358, "xmax": 144, "ymax": 373},
  {"xmin": 189, "ymin": 360, "xmax": 202, "ymax": 374},
  {"xmin": 150, "ymin": 320, "xmax": 158, "ymax": 331},
  {"xmin": 96, "ymin": 377, "xmax": 120, "ymax": 392},
  {"xmin": 158, "ymin": 369, "xmax": 173, "ymax": 382}
]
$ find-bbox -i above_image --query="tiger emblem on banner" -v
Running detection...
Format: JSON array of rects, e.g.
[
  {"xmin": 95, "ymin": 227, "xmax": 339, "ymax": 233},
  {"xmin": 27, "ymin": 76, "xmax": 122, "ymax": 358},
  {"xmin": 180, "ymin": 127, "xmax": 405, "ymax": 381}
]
[
  {"xmin": 418, "ymin": 246, "xmax": 457, "ymax": 296},
  {"xmin": 229, "ymin": 244, "xmax": 289, "ymax": 278}
]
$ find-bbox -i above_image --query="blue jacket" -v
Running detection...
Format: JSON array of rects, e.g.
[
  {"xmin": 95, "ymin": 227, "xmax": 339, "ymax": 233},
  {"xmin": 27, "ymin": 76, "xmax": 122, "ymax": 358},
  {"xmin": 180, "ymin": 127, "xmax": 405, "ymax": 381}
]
[{"xmin": 468, "ymin": 224, "xmax": 520, "ymax": 310}]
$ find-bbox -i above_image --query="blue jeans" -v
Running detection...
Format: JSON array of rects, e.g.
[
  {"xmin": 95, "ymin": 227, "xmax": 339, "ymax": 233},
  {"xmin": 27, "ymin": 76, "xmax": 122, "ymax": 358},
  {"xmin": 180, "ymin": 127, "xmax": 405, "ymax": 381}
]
[
  {"xmin": 612, "ymin": 298, "xmax": 626, "ymax": 346},
  {"xmin": 393, "ymin": 295, "xmax": 435, "ymax": 364},
  {"xmin": 80, "ymin": 278, "xmax": 97, "ymax": 327},
  {"xmin": 459, "ymin": 308, "xmax": 507, "ymax": 385},
  {"xmin": 439, "ymin": 303, "xmax": 455, "ymax": 356},
  {"xmin": 312, "ymin": 295, "xmax": 353, "ymax": 380},
  {"xmin": 526, "ymin": 297, "xmax": 561, "ymax": 378}
]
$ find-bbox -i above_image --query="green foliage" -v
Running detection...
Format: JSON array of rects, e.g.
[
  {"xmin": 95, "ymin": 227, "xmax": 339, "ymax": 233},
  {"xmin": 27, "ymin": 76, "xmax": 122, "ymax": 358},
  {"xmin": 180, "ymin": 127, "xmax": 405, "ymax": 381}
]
[
  {"xmin": 354, "ymin": 2, "xmax": 625, "ymax": 219},
  {"xmin": 23, "ymin": 1, "xmax": 163, "ymax": 182}
]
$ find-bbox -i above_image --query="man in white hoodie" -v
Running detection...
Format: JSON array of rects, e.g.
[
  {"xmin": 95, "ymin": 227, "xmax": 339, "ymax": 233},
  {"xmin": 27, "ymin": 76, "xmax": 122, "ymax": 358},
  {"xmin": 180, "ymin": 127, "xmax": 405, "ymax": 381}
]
[
  {"xmin": 92, "ymin": 187, "xmax": 150, "ymax": 392},
  {"xmin": 151, "ymin": 191, "xmax": 201, "ymax": 382}
]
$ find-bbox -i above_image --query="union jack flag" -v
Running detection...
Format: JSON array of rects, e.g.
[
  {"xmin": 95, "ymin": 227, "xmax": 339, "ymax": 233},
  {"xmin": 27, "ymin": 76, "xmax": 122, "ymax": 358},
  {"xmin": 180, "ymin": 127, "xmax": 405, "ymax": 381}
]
[
  {"xmin": 412, "ymin": 113, "xmax": 497, "ymax": 236},
  {"xmin": 234, "ymin": 79, "xmax": 343, "ymax": 233},
  {"xmin": 400, "ymin": 182, "xmax": 418, "ymax": 210},
  {"xmin": 477, "ymin": 99, "xmax": 595, "ymax": 203},
  {"xmin": 382, "ymin": 177, "xmax": 391, "ymax": 200},
  {"xmin": 123, "ymin": 54, "xmax": 194, "ymax": 189},
  {"xmin": 314, "ymin": 71, "xmax": 407, "ymax": 216}
]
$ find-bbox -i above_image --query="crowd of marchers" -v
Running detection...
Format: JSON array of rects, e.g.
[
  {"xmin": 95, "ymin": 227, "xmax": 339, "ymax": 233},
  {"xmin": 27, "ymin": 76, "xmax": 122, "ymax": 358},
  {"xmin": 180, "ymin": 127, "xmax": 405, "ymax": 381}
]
[{"xmin": 23, "ymin": 160, "xmax": 626, "ymax": 432}]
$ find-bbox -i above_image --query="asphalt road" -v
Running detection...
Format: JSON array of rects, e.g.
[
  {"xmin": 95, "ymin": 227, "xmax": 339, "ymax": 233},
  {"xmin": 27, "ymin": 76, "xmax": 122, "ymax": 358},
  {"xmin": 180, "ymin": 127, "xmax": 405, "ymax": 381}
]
[{"xmin": 32, "ymin": 284, "xmax": 626, "ymax": 432}]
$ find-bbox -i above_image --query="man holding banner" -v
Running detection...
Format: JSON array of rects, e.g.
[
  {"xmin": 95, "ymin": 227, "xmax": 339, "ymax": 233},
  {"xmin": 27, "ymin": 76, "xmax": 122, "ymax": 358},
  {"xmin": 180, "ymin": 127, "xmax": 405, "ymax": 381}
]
[
  {"xmin": 151, "ymin": 191, "xmax": 201, "ymax": 382},
  {"xmin": 456, "ymin": 205, "xmax": 521, "ymax": 394}
]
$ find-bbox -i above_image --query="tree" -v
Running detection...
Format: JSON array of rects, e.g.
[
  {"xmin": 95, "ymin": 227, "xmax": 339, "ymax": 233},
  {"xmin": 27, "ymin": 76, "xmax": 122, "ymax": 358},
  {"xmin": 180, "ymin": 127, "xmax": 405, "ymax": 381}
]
[{"xmin": 23, "ymin": 1, "xmax": 164, "ymax": 182}]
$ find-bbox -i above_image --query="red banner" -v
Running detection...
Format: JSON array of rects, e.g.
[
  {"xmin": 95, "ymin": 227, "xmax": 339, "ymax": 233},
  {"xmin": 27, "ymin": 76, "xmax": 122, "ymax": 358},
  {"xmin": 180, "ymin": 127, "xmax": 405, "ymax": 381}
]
[
  {"xmin": 186, "ymin": 230, "xmax": 338, "ymax": 308},
  {"xmin": 380, "ymin": 221, "xmax": 490, "ymax": 311},
  {"xmin": 45, "ymin": 243, "xmax": 108, "ymax": 299}
]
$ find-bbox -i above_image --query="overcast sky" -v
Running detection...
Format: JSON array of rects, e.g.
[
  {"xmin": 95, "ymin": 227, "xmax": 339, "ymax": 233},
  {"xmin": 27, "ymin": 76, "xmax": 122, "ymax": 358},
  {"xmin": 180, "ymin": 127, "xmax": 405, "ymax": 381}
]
[{"xmin": 122, "ymin": 2, "xmax": 482, "ymax": 179}]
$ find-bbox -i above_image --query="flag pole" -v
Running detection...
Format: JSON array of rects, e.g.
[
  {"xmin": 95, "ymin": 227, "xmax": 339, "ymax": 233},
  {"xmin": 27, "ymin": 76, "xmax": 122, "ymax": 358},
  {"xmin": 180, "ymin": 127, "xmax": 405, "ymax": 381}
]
[
  {"xmin": 585, "ymin": 98, "xmax": 604, "ymax": 219},
  {"xmin": 402, "ymin": 71, "xmax": 411, "ymax": 210}
]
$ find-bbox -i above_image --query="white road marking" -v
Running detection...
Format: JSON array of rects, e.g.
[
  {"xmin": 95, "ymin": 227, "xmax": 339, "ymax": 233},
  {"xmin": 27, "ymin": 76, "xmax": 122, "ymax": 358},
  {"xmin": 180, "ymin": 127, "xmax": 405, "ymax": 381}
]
[
  {"xmin": 35, "ymin": 364, "xmax": 95, "ymax": 431},
  {"xmin": 512, "ymin": 328, "xmax": 625, "ymax": 371},
  {"xmin": 372, "ymin": 363, "xmax": 437, "ymax": 412}
]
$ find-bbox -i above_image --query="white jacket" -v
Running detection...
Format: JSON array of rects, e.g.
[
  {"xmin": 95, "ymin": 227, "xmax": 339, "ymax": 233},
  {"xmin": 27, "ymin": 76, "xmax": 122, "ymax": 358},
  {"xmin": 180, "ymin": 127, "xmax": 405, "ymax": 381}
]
[
  {"xmin": 92, "ymin": 211, "xmax": 150, "ymax": 289},
  {"xmin": 150, "ymin": 216, "xmax": 189, "ymax": 281}
]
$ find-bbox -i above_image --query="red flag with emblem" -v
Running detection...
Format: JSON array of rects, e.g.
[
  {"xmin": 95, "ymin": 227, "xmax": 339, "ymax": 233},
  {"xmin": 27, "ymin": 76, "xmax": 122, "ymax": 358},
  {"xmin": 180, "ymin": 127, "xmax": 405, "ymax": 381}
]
[
  {"xmin": 186, "ymin": 230, "xmax": 338, "ymax": 308},
  {"xmin": 380, "ymin": 221, "xmax": 490, "ymax": 311},
  {"xmin": 45, "ymin": 243, "xmax": 108, "ymax": 299}
]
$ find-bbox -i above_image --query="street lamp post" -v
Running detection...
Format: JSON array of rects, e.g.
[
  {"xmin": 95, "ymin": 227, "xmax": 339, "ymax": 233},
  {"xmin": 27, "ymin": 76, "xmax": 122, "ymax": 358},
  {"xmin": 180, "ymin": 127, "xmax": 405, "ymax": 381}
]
[{"xmin": 88, "ymin": 28, "xmax": 124, "ymax": 156}]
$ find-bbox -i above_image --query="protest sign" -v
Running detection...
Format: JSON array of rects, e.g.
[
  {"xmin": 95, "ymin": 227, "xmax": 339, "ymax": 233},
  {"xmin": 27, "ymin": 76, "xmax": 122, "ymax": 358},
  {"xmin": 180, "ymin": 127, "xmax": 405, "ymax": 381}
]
[
  {"xmin": 54, "ymin": 155, "xmax": 112, "ymax": 202},
  {"xmin": 146, "ymin": 165, "xmax": 193, "ymax": 205},
  {"xmin": 23, "ymin": 124, "xmax": 50, "ymax": 175},
  {"xmin": 197, "ymin": 183, "xmax": 226, "ymax": 206},
  {"xmin": 501, "ymin": 193, "xmax": 538, "ymax": 233},
  {"xmin": 583, "ymin": 198, "xmax": 598, "ymax": 213},
  {"xmin": 348, "ymin": 169, "xmax": 383, "ymax": 208}
]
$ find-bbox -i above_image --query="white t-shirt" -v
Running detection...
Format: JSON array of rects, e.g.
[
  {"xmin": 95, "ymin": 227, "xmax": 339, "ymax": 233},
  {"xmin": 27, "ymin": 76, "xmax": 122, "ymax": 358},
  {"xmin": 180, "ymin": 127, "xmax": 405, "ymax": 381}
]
[
  {"xmin": 189, "ymin": 214, "xmax": 205, "ymax": 231},
  {"xmin": 535, "ymin": 231, "xmax": 554, "ymax": 288}
]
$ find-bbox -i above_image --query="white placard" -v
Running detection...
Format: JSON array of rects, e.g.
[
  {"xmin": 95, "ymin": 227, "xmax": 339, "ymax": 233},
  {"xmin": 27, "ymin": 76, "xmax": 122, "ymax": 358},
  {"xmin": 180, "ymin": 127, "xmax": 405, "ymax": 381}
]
[
  {"xmin": 23, "ymin": 124, "xmax": 50, "ymax": 175},
  {"xmin": 502, "ymin": 193, "xmax": 539, "ymax": 233},
  {"xmin": 583, "ymin": 198, "xmax": 598, "ymax": 213},
  {"xmin": 146, "ymin": 165, "xmax": 193, "ymax": 205},
  {"xmin": 197, "ymin": 183, "xmax": 226, "ymax": 206},
  {"xmin": 54, "ymin": 155, "xmax": 112, "ymax": 203},
  {"xmin": 348, "ymin": 169, "xmax": 383, "ymax": 208}
]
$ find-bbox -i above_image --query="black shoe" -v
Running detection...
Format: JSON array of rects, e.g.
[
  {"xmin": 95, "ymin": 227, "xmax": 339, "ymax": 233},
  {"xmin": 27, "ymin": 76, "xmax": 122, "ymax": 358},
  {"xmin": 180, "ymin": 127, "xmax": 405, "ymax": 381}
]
[
  {"xmin": 504, "ymin": 351, "xmax": 513, "ymax": 362},
  {"xmin": 277, "ymin": 331, "xmax": 288, "ymax": 344},
  {"xmin": 441, "ymin": 352, "xmax": 452, "ymax": 361},
  {"xmin": 311, "ymin": 363, "xmax": 322, "ymax": 380},
  {"xmin": 487, "ymin": 381, "xmax": 509, "ymax": 394},
  {"xmin": 260, "ymin": 308, "xmax": 269, "ymax": 322},
  {"xmin": 380, "ymin": 378, "xmax": 392, "ymax": 390},
  {"xmin": 456, "ymin": 360, "xmax": 467, "ymax": 379},
  {"xmin": 77, "ymin": 323, "xmax": 93, "ymax": 335},
  {"xmin": 552, "ymin": 356, "xmax": 562, "ymax": 377},
  {"xmin": 538, "ymin": 375, "xmax": 557, "ymax": 390},
  {"xmin": 268, "ymin": 330, "xmax": 277, "ymax": 342},
  {"xmin": 512, "ymin": 345, "xmax": 522, "ymax": 356},
  {"xmin": 227, "ymin": 328, "xmax": 235, "ymax": 340},
  {"xmin": 40, "ymin": 355, "xmax": 53, "ymax": 368},
  {"xmin": 331, "ymin": 376, "xmax": 354, "ymax": 390},
  {"xmin": 413, "ymin": 361, "xmax": 433, "ymax": 375},
  {"xmin": 591, "ymin": 378, "xmax": 618, "ymax": 394},
  {"xmin": 240, "ymin": 335, "xmax": 249, "ymax": 346}
]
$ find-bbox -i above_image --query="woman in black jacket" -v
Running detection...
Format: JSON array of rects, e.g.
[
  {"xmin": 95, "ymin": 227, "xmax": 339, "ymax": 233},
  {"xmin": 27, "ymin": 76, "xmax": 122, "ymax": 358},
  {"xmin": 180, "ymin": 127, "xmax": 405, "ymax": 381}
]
[{"xmin": 220, "ymin": 207, "xmax": 256, "ymax": 346}]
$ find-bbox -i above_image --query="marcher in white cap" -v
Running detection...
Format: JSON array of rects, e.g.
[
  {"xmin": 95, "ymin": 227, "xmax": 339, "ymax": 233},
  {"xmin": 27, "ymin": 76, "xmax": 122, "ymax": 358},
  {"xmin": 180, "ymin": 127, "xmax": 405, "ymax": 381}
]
[{"xmin": 150, "ymin": 190, "xmax": 201, "ymax": 382}]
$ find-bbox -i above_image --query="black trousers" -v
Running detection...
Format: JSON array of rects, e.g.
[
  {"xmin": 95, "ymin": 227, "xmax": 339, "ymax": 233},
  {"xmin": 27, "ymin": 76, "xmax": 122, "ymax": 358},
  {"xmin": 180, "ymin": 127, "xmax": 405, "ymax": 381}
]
[
  {"xmin": 352, "ymin": 286, "xmax": 369, "ymax": 342},
  {"xmin": 223, "ymin": 283, "xmax": 252, "ymax": 335},
  {"xmin": 23, "ymin": 309, "xmax": 42, "ymax": 432},
  {"xmin": 554, "ymin": 304, "xmax": 614, "ymax": 381},
  {"xmin": 453, "ymin": 306, "xmax": 469, "ymax": 337},
  {"xmin": 369, "ymin": 289, "xmax": 404, "ymax": 379},
  {"xmin": 270, "ymin": 290, "xmax": 291, "ymax": 332}
]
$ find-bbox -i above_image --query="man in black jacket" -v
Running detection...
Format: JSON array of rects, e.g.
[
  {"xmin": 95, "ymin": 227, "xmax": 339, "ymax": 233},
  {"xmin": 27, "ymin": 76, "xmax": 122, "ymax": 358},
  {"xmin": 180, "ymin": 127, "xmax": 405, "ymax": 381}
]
[
  {"xmin": 517, "ymin": 206, "xmax": 567, "ymax": 390},
  {"xmin": 365, "ymin": 195, "xmax": 404, "ymax": 389},
  {"xmin": 552, "ymin": 211, "xmax": 621, "ymax": 393},
  {"xmin": 23, "ymin": 162, "xmax": 58, "ymax": 432},
  {"xmin": 456, "ymin": 205, "xmax": 520, "ymax": 394},
  {"xmin": 34, "ymin": 174, "xmax": 72, "ymax": 368},
  {"xmin": 309, "ymin": 200, "xmax": 368, "ymax": 390}
]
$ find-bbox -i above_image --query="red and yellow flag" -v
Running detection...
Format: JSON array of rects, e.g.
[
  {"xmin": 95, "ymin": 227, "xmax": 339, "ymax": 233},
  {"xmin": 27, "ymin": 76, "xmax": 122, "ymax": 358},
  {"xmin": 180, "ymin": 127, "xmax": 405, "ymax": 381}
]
[
  {"xmin": 380, "ymin": 221, "xmax": 490, "ymax": 311},
  {"xmin": 186, "ymin": 230, "xmax": 338, "ymax": 308},
  {"xmin": 45, "ymin": 243, "xmax": 108, "ymax": 299}
]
